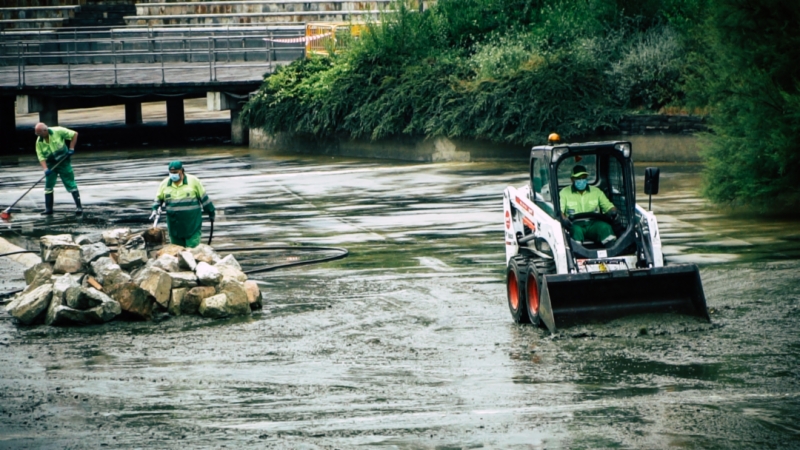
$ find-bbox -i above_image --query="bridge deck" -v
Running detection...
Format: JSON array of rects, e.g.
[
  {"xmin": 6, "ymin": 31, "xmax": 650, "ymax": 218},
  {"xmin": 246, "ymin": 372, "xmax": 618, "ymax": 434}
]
[{"xmin": 0, "ymin": 61, "xmax": 277, "ymax": 94}]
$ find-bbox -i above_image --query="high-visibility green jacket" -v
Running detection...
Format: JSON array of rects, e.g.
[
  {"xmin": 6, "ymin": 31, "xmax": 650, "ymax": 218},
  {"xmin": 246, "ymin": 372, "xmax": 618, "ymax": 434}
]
[
  {"xmin": 152, "ymin": 174, "xmax": 215, "ymax": 239},
  {"xmin": 36, "ymin": 126, "xmax": 76, "ymax": 162},
  {"xmin": 559, "ymin": 185, "xmax": 615, "ymax": 216}
]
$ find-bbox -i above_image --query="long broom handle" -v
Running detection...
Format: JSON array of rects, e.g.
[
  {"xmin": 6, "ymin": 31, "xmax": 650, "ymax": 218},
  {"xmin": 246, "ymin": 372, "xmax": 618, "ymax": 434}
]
[{"xmin": 2, "ymin": 155, "xmax": 70, "ymax": 213}]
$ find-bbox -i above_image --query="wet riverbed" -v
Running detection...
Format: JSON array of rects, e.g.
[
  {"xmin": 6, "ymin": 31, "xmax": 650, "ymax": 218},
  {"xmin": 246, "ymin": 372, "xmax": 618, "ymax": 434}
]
[{"xmin": 1, "ymin": 147, "xmax": 799, "ymax": 449}]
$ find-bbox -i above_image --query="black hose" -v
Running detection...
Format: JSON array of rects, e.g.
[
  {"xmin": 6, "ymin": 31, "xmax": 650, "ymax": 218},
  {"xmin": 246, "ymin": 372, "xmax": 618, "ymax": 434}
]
[
  {"xmin": 1, "ymin": 288, "xmax": 23, "ymax": 300},
  {"xmin": 0, "ymin": 250, "xmax": 38, "ymax": 258},
  {"xmin": 217, "ymin": 245, "xmax": 349, "ymax": 274}
]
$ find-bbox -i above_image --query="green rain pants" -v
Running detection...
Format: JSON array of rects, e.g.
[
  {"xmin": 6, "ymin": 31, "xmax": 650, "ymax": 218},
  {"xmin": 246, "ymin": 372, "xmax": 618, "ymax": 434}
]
[
  {"xmin": 571, "ymin": 220, "xmax": 616, "ymax": 246},
  {"xmin": 44, "ymin": 157, "xmax": 78, "ymax": 194},
  {"xmin": 169, "ymin": 228, "xmax": 202, "ymax": 248}
]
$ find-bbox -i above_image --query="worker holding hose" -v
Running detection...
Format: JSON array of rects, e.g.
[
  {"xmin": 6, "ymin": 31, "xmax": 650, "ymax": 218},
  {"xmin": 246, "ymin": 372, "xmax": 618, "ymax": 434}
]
[
  {"xmin": 559, "ymin": 164, "xmax": 619, "ymax": 247},
  {"xmin": 34, "ymin": 122, "xmax": 82, "ymax": 216},
  {"xmin": 152, "ymin": 161, "xmax": 215, "ymax": 248}
]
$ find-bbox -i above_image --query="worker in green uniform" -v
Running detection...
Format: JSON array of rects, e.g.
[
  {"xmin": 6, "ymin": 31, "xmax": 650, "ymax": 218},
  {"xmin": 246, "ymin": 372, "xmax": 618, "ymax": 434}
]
[
  {"xmin": 559, "ymin": 164, "xmax": 619, "ymax": 247},
  {"xmin": 34, "ymin": 122, "xmax": 83, "ymax": 215},
  {"xmin": 152, "ymin": 161, "xmax": 215, "ymax": 248}
]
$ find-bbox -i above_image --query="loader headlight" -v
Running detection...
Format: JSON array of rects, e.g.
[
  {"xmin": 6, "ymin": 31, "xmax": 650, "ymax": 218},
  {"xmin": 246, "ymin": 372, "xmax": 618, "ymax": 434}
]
[
  {"xmin": 537, "ymin": 239, "xmax": 551, "ymax": 253},
  {"xmin": 615, "ymin": 143, "xmax": 631, "ymax": 158}
]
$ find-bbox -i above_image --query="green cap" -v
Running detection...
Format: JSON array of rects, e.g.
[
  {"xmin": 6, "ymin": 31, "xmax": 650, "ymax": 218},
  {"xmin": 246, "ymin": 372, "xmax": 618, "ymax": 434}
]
[
  {"xmin": 168, "ymin": 161, "xmax": 183, "ymax": 171},
  {"xmin": 571, "ymin": 164, "xmax": 588, "ymax": 178}
]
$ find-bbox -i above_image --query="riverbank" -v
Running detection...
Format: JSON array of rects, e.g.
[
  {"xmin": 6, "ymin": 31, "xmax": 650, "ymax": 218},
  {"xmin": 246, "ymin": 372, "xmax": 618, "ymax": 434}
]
[{"xmin": 250, "ymin": 130, "xmax": 705, "ymax": 162}]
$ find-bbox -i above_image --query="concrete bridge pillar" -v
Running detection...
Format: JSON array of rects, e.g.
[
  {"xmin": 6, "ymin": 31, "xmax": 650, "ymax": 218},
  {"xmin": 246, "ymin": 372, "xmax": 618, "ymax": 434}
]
[
  {"xmin": 207, "ymin": 91, "xmax": 248, "ymax": 145},
  {"xmin": 166, "ymin": 98, "xmax": 184, "ymax": 128},
  {"xmin": 39, "ymin": 98, "xmax": 58, "ymax": 126},
  {"xmin": 125, "ymin": 101, "xmax": 143, "ymax": 125},
  {"xmin": 17, "ymin": 95, "xmax": 58, "ymax": 126},
  {"xmin": 1, "ymin": 96, "xmax": 16, "ymax": 154}
]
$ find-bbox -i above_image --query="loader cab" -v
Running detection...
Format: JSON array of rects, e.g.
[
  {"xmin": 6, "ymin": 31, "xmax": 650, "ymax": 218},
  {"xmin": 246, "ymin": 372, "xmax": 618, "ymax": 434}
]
[{"xmin": 530, "ymin": 141, "xmax": 638, "ymax": 259}]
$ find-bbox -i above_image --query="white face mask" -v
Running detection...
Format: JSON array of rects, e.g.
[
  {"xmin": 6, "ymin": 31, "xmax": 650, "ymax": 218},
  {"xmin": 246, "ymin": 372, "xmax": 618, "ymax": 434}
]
[{"xmin": 169, "ymin": 173, "xmax": 181, "ymax": 182}]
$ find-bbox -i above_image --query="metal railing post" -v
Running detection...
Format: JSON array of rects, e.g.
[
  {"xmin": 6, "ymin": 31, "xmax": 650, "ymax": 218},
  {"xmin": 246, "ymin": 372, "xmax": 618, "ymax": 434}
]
[
  {"xmin": 67, "ymin": 40, "xmax": 72, "ymax": 86},
  {"xmin": 269, "ymin": 31, "xmax": 274, "ymax": 72},
  {"xmin": 113, "ymin": 39, "xmax": 118, "ymax": 84},
  {"xmin": 161, "ymin": 38, "xmax": 165, "ymax": 83},
  {"xmin": 17, "ymin": 43, "xmax": 22, "ymax": 87},
  {"xmin": 208, "ymin": 36, "xmax": 212, "ymax": 81}
]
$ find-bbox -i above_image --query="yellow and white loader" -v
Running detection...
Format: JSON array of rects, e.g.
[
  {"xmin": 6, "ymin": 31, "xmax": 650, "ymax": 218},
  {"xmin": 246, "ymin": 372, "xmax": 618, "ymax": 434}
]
[{"xmin": 503, "ymin": 137, "xmax": 710, "ymax": 332}]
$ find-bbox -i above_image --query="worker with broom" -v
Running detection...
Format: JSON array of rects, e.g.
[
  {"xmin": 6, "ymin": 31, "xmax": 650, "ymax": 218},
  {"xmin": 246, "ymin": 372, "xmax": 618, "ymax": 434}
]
[
  {"xmin": 152, "ymin": 161, "xmax": 215, "ymax": 248},
  {"xmin": 34, "ymin": 122, "xmax": 82, "ymax": 216}
]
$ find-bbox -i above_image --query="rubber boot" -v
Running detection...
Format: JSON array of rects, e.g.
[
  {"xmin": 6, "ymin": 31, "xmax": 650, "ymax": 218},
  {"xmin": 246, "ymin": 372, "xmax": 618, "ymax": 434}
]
[
  {"xmin": 71, "ymin": 191, "xmax": 83, "ymax": 216},
  {"xmin": 41, "ymin": 193, "xmax": 54, "ymax": 215}
]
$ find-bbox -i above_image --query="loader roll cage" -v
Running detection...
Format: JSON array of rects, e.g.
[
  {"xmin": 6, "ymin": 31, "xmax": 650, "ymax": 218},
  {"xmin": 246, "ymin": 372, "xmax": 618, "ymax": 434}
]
[{"xmin": 529, "ymin": 141, "xmax": 644, "ymax": 262}]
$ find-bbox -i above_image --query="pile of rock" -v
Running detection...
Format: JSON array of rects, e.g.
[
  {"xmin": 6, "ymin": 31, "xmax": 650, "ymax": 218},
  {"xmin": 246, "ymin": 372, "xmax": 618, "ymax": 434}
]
[{"xmin": 6, "ymin": 229, "xmax": 263, "ymax": 326}]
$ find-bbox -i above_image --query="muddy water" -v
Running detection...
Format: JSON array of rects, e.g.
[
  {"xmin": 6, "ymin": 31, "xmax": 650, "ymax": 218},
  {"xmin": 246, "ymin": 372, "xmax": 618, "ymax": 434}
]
[{"xmin": 1, "ymin": 148, "xmax": 799, "ymax": 449}]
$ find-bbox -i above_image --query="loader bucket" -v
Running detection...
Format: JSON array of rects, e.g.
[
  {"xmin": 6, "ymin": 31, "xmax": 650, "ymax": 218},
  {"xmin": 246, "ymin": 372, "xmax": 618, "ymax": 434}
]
[{"xmin": 538, "ymin": 264, "xmax": 710, "ymax": 333}]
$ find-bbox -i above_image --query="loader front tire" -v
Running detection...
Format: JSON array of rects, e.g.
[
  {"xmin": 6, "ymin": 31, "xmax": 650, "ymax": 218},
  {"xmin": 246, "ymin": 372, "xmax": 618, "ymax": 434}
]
[
  {"xmin": 526, "ymin": 263, "xmax": 543, "ymax": 327},
  {"xmin": 506, "ymin": 256, "xmax": 530, "ymax": 324}
]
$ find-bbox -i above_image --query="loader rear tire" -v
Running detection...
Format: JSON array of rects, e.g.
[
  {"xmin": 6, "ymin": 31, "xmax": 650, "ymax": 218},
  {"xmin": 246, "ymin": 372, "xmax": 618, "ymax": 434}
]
[
  {"xmin": 525, "ymin": 263, "xmax": 543, "ymax": 327},
  {"xmin": 506, "ymin": 256, "xmax": 530, "ymax": 324}
]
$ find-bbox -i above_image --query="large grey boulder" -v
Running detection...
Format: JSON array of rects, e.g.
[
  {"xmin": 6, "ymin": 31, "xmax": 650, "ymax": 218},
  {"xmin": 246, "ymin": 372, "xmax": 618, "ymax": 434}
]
[
  {"xmin": 52, "ymin": 273, "xmax": 82, "ymax": 307},
  {"xmin": 40, "ymin": 234, "xmax": 80, "ymax": 262},
  {"xmin": 80, "ymin": 242, "xmax": 110, "ymax": 265},
  {"xmin": 169, "ymin": 288, "xmax": 187, "ymax": 316},
  {"xmin": 216, "ymin": 254, "xmax": 242, "ymax": 271},
  {"xmin": 215, "ymin": 254, "xmax": 247, "ymax": 283},
  {"xmin": 90, "ymin": 257, "xmax": 121, "ymax": 285},
  {"xmin": 75, "ymin": 233, "xmax": 103, "ymax": 246},
  {"xmin": 17, "ymin": 264, "xmax": 54, "ymax": 298},
  {"xmin": 178, "ymin": 251, "xmax": 197, "ymax": 271},
  {"xmin": 82, "ymin": 289, "xmax": 121, "ymax": 323},
  {"xmin": 102, "ymin": 269, "xmax": 132, "ymax": 297},
  {"xmin": 218, "ymin": 280, "xmax": 250, "ymax": 316},
  {"xmin": 9, "ymin": 284, "xmax": 52, "ymax": 325},
  {"xmin": 111, "ymin": 282, "xmax": 153, "ymax": 320},
  {"xmin": 190, "ymin": 244, "xmax": 221, "ymax": 264},
  {"xmin": 243, "ymin": 280, "xmax": 263, "ymax": 310},
  {"xmin": 118, "ymin": 235, "xmax": 148, "ymax": 270},
  {"xmin": 195, "ymin": 262, "xmax": 222, "ymax": 286},
  {"xmin": 102, "ymin": 228, "xmax": 131, "ymax": 246},
  {"xmin": 157, "ymin": 244, "xmax": 185, "ymax": 258},
  {"xmin": 68, "ymin": 286, "xmax": 105, "ymax": 310},
  {"xmin": 134, "ymin": 266, "xmax": 172, "ymax": 308},
  {"xmin": 169, "ymin": 271, "xmax": 198, "ymax": 289},
  {"xmin": 53, "ymin": 248, "xmax": 83, "ymax": 274},
  {"xmin": 46, "ymin": 305, "xmax": 94, "ymax": 326},
  {"xmin": 199, "ymin": 294, "xmax": 228, "ymax": 318},
  {"xmin": 152, "ymin": 254, "xmax": 180, "ymax": 273},
  {"xmin": 182, "ymin": 286, "xmax": 216, "ymax": 315},
  {"xmin": 24, "ymin": 262, "xmax": 53, "ymax": 285}
]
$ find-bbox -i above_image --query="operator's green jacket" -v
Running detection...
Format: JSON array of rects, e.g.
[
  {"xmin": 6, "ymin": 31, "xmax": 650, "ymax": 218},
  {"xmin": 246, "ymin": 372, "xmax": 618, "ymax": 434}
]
[
  {"xmin": 559, "ymin": 185, "xmax": 615, "ymax": 216},
  {"xmin": 152, "ymin": 174, "xmax": 215, "ymax": 239},
  {"xmin": 36, "ymin": 126, "xmax": 76, "ymax": 162}
]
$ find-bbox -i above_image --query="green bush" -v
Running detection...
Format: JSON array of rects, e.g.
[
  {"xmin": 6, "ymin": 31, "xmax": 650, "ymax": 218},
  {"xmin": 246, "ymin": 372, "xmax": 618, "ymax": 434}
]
[
  {"xmin": 607, "ymin": 26, "xmax": 683, "ymax": 109},
  {"xmin": 687, "ymin": 0, "xmax": 800, "ymax": 210},
  {"xmin": 242, "ymin": 0, "xmax": 711, "ymax": 146}
]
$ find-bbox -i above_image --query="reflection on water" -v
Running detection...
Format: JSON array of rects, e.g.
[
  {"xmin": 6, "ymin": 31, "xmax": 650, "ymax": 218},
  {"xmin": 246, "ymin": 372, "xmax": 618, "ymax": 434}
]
[{"xmin": 1, "ymin": 148, "xmax": 799, "ymax": 448}]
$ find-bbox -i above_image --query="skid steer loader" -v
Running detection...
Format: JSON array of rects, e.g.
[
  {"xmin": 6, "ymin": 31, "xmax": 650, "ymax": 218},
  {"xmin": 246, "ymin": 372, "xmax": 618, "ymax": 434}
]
[{"xmin": 503, "ymin": 137, "xmax": 709, "ymax": 332}]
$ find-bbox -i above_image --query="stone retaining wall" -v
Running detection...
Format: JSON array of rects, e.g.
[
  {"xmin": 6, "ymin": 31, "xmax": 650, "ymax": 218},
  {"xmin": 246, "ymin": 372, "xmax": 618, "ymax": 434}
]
[
  {"xmin": 615, "ymin": 114, "xmax": 707, "ymax": 136},
  {"xmin": 250, "ymin": 114, "xmax": 709, "ymax": 163}
]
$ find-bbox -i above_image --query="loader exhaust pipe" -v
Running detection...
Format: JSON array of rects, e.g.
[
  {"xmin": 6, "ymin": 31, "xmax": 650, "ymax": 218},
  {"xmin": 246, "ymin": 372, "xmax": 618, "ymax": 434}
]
[{"xmin": 538, "ymin": 264, "xmax": 709, "ymax": 333}]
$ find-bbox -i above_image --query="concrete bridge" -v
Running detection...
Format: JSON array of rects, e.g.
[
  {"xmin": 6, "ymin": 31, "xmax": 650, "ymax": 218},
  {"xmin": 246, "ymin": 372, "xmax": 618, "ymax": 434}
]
[{"xmin": 0, "ymin": 24, "xmax": 305, "ymax": 150}]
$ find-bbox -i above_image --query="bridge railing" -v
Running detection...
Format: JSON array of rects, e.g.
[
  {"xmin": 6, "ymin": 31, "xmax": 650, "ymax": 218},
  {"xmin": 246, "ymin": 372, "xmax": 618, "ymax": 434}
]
[{"xmin": 0, "ymin": 25, "xmax": 305, "ymax": 86}]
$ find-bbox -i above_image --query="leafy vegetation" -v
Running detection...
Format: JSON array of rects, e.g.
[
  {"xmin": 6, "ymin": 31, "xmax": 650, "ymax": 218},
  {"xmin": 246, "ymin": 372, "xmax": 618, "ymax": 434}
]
[
  {"xmin": 686, "ymin": 0, "xmax": 800, "ymax": 210},
  {"xmin": 241, "ymin": 0, "xmax": 800, "ymax": 209}
]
